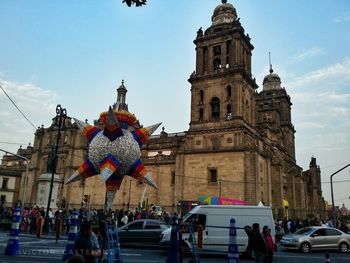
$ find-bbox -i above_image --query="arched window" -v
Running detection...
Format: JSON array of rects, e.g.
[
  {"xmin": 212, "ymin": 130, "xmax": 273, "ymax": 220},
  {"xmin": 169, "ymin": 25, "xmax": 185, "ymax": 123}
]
[
  {"xmin": 227, "ymin": 104, "xmax": 232, "ymax": 113},
  {"xmin": 226, "ymin": 104, "xmax": 232, "ymax": 120},
  {"xmin": 226, "ymin": 85, "xmax": 232, "ymax": 98},
  {"xmin": 199, "ymin": 108, "xmax": 204, "ymax": 122},
  {"xmin": 210, "ymin": 97, "xmax": 220, "ymax": 119},
  {"xmin": 245, "ymin": 100, "xmax": 250, "ymax": 121},
  {"xmin": 213, "ymin": 58, "xmax": 221, "ymax": 70},
  {"xmin": 199, "ymin": 90, "xmax": 204, "ymax": 103}
]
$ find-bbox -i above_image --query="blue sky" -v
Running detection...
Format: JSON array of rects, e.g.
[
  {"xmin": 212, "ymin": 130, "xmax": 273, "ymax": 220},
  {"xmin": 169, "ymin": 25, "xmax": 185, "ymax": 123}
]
[{"xmin": 0, "ymin": 0, "xmax": 349, "ymax": 209}]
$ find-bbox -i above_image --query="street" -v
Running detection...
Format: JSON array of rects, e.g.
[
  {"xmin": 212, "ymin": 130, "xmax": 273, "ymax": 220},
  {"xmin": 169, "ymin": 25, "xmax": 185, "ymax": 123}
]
[{"xmin": 1, "ymin": 232, "xmax": 350, "ymax": 263}]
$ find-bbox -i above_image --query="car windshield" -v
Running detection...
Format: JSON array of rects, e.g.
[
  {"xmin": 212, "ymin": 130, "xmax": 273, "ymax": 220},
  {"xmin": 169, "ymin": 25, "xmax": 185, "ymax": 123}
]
[{"xmin": 295, "ymin": 227, "xmax": 314, "ymax": 235}]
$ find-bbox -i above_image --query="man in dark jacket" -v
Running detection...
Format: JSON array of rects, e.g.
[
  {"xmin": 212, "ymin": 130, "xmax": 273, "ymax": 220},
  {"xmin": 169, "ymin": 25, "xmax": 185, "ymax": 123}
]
[{"xmin": 244, "ymin": 223, "xmax": 268, "ymax": 263}]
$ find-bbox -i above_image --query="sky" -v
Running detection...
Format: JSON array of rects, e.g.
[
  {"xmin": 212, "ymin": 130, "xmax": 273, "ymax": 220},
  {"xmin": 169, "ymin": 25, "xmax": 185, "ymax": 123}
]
[{"xmin": 0, "ymin": 0, "xmax": 349, "ymax": 209}]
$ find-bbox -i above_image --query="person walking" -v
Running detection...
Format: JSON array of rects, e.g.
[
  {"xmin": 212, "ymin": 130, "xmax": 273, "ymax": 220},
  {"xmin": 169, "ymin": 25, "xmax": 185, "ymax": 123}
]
[
  {"xmin": 36, "ymin": 212, "xmax": 44, "ymax": 238},
  {"xmin": 98, "ymin": 219, "xmax": 107, "ymax": 263},
  {"xmin": 263, "ymin": 226, "xmax": 275, "ymax": 263},
  {"xmin": 244, "ymin": 223, "xmax": 268, "ymax": 263},
  {"xmin": 55, "ymin": 210, "xmax": 63, "ymax": 243}
]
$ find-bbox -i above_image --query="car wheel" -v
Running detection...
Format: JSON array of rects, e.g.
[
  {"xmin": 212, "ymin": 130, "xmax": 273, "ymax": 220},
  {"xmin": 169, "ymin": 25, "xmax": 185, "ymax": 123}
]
[
  {"xmin": 300, "ymin": 242, "xmax": 311, "ymax": 253},
  {"xmin": 339, "ymin": 242, "xmax": 349, "ymax": 253}
]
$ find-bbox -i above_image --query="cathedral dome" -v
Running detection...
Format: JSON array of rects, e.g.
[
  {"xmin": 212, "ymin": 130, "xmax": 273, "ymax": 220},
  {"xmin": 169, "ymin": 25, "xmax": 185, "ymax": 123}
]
[
  {"xmin": 263, "ymin": 68, "xmax": 282, "ymax": 91},
  {"xmin": 212, "ymin": 0, "xmax": 237, "ymax": 26}
]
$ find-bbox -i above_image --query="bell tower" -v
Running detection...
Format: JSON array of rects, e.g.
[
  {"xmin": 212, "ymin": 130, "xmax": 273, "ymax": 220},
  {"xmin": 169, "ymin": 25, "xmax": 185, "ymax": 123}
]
[
  {"xmin": 188, "ymin": 0, "xmax": 257, "ymax": 133},
  {"xmin": 113, "ymin": 80, "xmax": 128, "ymax": 111}
]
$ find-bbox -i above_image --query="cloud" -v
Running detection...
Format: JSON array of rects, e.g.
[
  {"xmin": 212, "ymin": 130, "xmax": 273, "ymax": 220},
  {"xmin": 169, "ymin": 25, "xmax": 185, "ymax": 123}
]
[
  {"xmin": 334, "ymin": 12, "xmax": 350, "ymax": 23},
  {"xmin": 291, "ymin": 91, "xmax": 350, "ymax": 104},
  {"xmin": 288, "ymin": 47, "xmax": 325, "ymax": 62},
  {"xmin": 0, "ymin": 75, "xmax": 57, "ymax": 155},
  {"xmin": 287, "ymin": 58, "xmax": 350, "ymax": 173},
  {"xmin": 295, "ymin": 122, "xmax": 325, "ymax": 129},
  {"xmin": 287, "ymin": 57, "xmax": 350, "ymax": 89}
]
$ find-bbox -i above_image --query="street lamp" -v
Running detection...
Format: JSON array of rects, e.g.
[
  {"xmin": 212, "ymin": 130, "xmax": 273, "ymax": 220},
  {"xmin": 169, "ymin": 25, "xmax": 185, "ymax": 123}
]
[
  {"xmin": 0, "ymin": 148, "xmax": 29, "ymax": 213},
  {"xmin": 330, "ymin": 163, "xmax": 350, "ymax": 227},
  {"xmin": 45, "ymin": 105, "xmax": 67, "ymax": 228}
]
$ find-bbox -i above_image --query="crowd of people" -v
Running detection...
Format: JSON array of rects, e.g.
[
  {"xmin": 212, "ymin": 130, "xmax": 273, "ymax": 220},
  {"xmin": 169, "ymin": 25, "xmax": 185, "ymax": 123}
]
[
  {"xmin": 0, "ymin": 205, "xmax": 177, "ymax": 263},
  {"xmin": 274, "ymin": 217, "xmax": 350, "ymax": 235},
  {"xmin": 1, "ymin": 205, "xmax": 350, "ymax": 263},
  {"xmin": 0, "ymin": 205, "xmax": 176, "ymax": 236}
]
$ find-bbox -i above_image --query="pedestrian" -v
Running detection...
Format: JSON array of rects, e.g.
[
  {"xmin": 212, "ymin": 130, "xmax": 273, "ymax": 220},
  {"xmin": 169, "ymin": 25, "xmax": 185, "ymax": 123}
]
[
  {"xmin": 66, "ymin": 211, "xmax": 71, "ymax": 235},
  {"xmin": 48, "ymin": 208, "xmax": 54, "ymax": 231},
  {"xmin": 29, "ymin": 207, "xmax": 37, "ymax": 234},
  {"xmin": 98, "ymin": 219, "xmax": 107, "ymax": 263},
  {"xmin": 263, "ymin": 225, "xmax": 275, "ymax": 263},
  {"xmin": 74, "ymin": 221, "xmax": 101, "ymax": 263},
  {"xmin": 121, "ymin": 212, "xmax": 128, "ymax": 226},
  {"xmin": 244, "ymin": 223, "xmax": 268, "ymax": 263},
  {"xmin": 55, "ymin": 210, "xmax": 63, "ymax": 243},
  {"xmin": 36, "ymin": 212, "xmax": 44, "ymax": 238}
]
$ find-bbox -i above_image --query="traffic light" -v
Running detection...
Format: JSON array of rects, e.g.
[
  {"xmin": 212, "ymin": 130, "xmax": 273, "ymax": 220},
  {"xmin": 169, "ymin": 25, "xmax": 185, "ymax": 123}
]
[{"xmin": 83, "ymin": 195, "xmax": 90, "ymax": 203}]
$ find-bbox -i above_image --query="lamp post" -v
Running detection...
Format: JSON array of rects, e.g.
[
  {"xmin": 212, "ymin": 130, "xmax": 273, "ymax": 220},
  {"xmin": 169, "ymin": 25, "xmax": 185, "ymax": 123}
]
[
  {"xmin": 330, "ymin": 163, "xmax": 350, "ymax": 227},
  {"xmin": 45, "ymin": 105, "xmax": 67, "ymax": 230},
  {"xmin": 0, "ymin": 148, "xmax": 29, "ymax": 212}
]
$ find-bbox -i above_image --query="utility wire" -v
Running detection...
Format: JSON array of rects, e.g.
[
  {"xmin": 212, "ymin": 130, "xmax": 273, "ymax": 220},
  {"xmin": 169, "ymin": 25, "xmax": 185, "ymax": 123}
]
[
  {"xmin": 0, "ymin": 84, "xmax": 37, "ymax": 130},
  {"xmin": 0, "ymin": 141, "xmax": 27, "ymax": 145}
]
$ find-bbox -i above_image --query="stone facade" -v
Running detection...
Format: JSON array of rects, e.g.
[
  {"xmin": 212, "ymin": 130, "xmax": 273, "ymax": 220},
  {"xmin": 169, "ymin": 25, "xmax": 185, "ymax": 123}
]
[
  {"xmin": 7, "ymin": 1, "xmax": 325, "ymax": 219},
  {"xmin": 0, "ymin": 146, "xmax": 32, "ymax": 208},
  {"xmin": 303, "ymin": 157, "xmax": 326, "ymax": 219}
]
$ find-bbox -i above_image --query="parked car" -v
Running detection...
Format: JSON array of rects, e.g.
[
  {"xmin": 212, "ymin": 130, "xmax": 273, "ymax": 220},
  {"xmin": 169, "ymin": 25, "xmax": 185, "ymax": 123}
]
[
  {"xmin": 118, "ymin": 219, "xmax": 170, "ymax": 246},
  {"xmin": 280, "ymin": 226, "xmax": 350, "ymax": 253}
]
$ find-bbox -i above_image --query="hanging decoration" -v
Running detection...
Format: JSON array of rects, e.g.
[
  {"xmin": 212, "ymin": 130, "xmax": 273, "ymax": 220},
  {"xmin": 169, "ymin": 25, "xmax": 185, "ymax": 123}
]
[{"xmin": 66, "ymin": 106, "xmax": 161, "ymax": 209}]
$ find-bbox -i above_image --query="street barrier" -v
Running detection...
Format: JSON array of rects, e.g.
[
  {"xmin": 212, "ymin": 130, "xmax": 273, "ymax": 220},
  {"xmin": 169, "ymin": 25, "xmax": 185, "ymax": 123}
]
[
  {"xmin": 4, "ymin": 207, "xmax": 21, "ymax": 256},
  {"xmin": 188, "ymin": 224, "xmax": 200, "ymax": 263},
  {"xmin": 106, "ymin": 224, "xmax": 122, "ymax": 263},
  {"xmin": 62, "ymin": 210, "xmax": 79, "ymax": 261},
  {"xmin": 197, "ymin": 225, "xmax": 203, "ymax": 250},
  {"xmin": 227, "ymin": 218, "xmax": 239, "ymax": 263}
]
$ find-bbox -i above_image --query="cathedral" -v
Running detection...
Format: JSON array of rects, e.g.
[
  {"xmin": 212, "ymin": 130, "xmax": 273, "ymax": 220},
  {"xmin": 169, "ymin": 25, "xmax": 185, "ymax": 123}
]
[{"xmin": 8, "ymin": 0, "xmax": 325, "ymax": 219}]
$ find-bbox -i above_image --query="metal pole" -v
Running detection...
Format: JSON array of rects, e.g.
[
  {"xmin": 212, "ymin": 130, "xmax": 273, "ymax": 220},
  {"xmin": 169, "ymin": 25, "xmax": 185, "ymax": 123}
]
[
  {"xmin": 81, "ymin": 179, "xmax": 85, "ymax": 208},
  {"xmin": 140, "ymin": 184, "xmax": 148, "ymax": 208},
  {"xmin": 219, "ymin": 180, "xmax": 222, "ymax": 197},
  {"xmin": 127, "ymin": 180, "xmax": 131, "ymax": 210},
  {"xmin": 45, "ymin": 105, "xmax": 66, "ymax": 229},
  {"xmin": 0, "ymin": 148, "xmax": 29, "ymax": 212},
  {"xmin": 330, "ymin": 163, "xmax": 350, "ymax": 227},
  {"xmin": 22, "ymin": 160, "xmax": 29, "ymax": 211}
]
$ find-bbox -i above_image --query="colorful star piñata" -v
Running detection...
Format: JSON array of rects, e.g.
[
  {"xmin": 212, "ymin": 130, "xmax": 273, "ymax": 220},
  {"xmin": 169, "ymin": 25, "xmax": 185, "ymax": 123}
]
[{"xmin": 65, "ymin": 106, "xmax": 161, "ymax": 209}]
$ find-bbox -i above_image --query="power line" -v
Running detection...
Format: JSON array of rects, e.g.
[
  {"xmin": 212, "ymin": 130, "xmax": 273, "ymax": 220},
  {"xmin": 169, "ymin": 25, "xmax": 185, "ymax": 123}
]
[
  {"xmin": 0, "ymin": 84, "xmax": 37, "ymax": 130},
  {"xmin": 0, "ymin": 141, "xmax": 27, "ymax": 145}
]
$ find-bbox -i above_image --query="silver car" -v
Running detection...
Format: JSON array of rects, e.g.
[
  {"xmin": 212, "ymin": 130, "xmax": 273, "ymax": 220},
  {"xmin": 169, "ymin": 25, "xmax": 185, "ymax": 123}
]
[{"xmin": 280, "ymin": 226, "xmax": 350, "ymax": 253}]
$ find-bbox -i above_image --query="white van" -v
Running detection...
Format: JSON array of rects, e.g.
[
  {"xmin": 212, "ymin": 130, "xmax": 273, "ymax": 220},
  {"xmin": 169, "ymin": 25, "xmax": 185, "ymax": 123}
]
[{"xmin": 160, "ymin": 205, "xmax": 275, "ymax": 254}]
